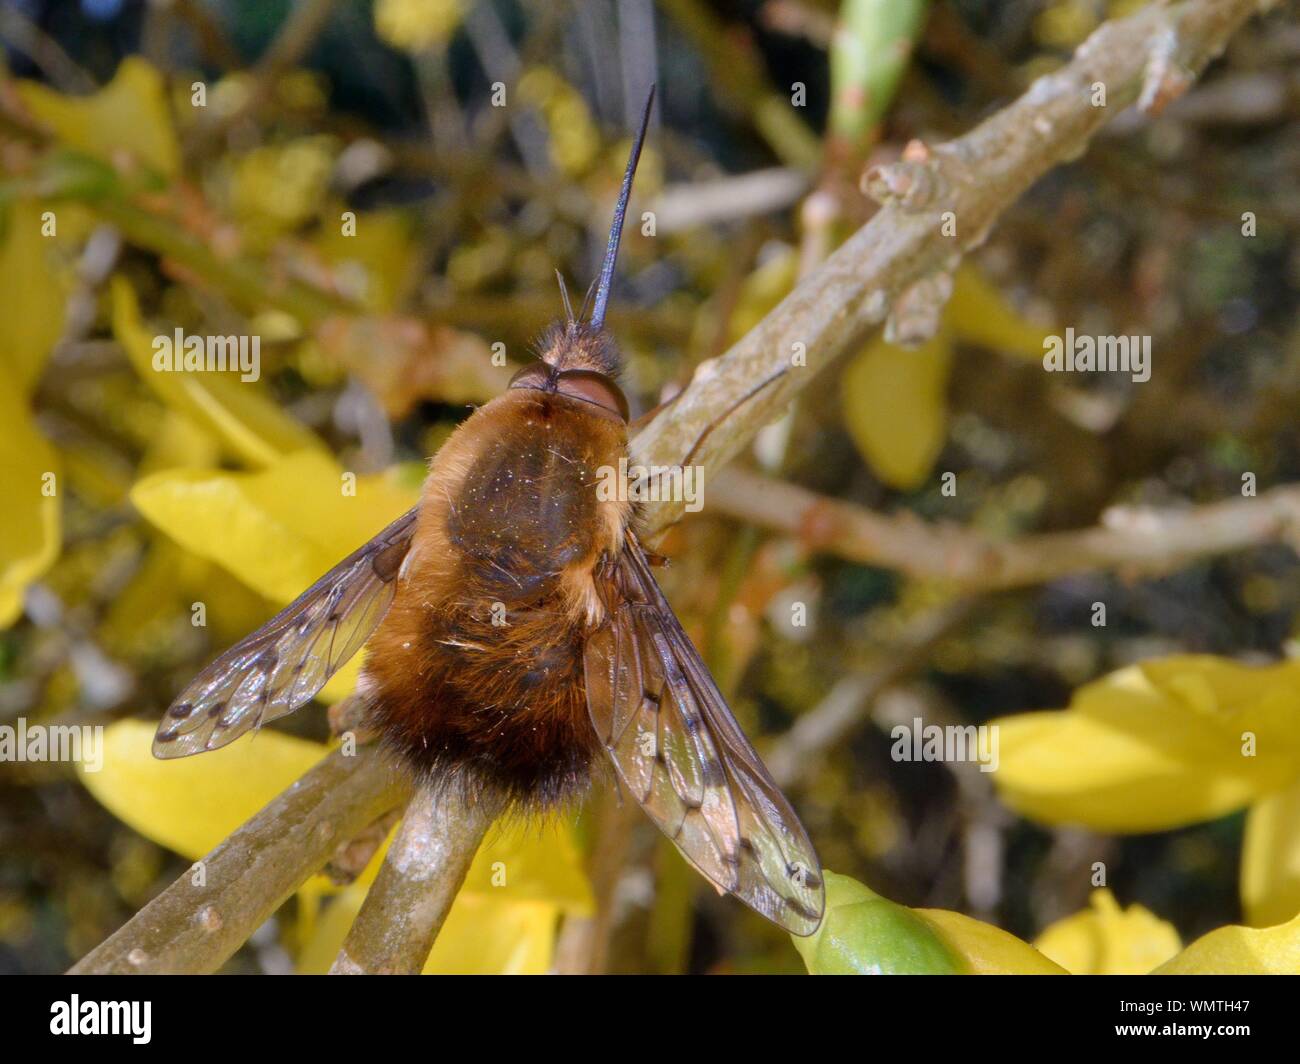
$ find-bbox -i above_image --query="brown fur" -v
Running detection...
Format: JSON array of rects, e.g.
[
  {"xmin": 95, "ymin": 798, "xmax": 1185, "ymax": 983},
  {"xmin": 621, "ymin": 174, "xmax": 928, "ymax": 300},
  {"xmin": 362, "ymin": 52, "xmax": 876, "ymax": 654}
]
[
  {"xmin": 360, "ymin": 382, "xmax": 632, "ymax": 809},
  {"xmin": 537, "ymin": 321, "xmax": 621, "ymax": 375}
]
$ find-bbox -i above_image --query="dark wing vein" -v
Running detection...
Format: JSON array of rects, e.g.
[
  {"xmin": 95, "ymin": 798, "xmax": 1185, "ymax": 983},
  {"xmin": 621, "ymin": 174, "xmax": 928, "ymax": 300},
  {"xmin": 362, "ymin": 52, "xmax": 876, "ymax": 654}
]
[
  {"xmin": 585, "ymin": 529, "xmax": 825, "ymax": 935},
  {"xmin": 153, "ymin": 507, "xmax": 419, "ymax": 759}
]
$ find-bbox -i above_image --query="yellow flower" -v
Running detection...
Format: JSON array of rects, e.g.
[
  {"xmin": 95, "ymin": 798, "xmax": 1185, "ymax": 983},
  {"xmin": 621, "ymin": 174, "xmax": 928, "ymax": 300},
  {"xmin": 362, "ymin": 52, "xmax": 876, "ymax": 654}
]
[
  {"xmin": 78, "ymin": 720, "xmax": 327, "ymax": 858},
  {"xmin": 131, "ymin": 449, "xmax": 417, "ymax": 605},
  {"xmin": 993, "ymin": 656, "xmax": 1300, "ymax": 832},
  {"xmin": 992, "ymin": 655, "xmax": 1300, "ymax": 927},
  {"xmin": 1034, "ymin": 889, "xmax": 1181, "ymax": 974},
  {"xmin": 17, "ymin": 56, "xmax": 179, "ymax": 178}
]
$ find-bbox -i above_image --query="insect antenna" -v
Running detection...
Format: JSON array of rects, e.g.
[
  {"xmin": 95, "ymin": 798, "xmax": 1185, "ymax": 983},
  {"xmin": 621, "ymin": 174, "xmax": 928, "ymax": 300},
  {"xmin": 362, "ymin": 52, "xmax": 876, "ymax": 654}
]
[
  {"xmin": 588, "ymin": 84, "xmax": 656, "ymax": 332},
  {"xmin": 555, "ymin": 269, "xmax": 575, "ymax": 324},
  {"xmin": 577, "ymin": 276, "xmax": 598, "ymax": 324}
]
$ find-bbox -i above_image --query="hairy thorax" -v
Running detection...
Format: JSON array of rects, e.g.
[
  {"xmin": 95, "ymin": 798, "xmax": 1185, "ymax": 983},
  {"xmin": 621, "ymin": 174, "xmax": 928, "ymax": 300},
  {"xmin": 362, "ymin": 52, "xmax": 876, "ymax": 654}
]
[{"xmin": 361, "ymin": 388, "xmax": 631, "ymax": 807}]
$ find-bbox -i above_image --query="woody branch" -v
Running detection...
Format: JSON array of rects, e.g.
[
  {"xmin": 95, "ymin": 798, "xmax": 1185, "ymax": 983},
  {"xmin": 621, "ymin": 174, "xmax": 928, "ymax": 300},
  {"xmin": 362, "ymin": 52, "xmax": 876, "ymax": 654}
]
[
  {"xmin": 69, "ymin": 745, "xmax": 410, "ymax": 975},
  {"xmin": 329, "ymin": 784, "xmax": 504, "ymax": 975},
  {"xmin": 708, "ymin": 467, "xmax": 1300, "ymax": 591},
  {"xmin": 633, "ymin": 0, "xmax": 1276, "ymax": 537}
]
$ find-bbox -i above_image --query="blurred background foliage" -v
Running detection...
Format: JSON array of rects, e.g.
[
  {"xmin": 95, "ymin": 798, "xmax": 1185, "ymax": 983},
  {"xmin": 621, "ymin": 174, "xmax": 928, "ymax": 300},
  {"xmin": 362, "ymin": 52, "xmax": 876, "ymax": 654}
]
[{"xmin": 1, "ymin": 0, "xmax": 1300, "ymax": 974}]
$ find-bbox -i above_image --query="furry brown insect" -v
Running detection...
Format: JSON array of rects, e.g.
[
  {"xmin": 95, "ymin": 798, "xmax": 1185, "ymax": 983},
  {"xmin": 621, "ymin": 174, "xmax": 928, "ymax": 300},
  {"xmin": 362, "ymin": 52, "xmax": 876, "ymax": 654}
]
[{"xmin": 153, "ymin": 88, "xmax": 824, "ymax": 935}]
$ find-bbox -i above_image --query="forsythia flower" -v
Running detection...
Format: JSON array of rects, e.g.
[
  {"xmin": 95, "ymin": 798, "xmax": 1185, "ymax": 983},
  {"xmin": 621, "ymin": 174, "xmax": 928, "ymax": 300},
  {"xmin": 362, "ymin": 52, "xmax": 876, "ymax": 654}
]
[{"xmin": 991, "ymin": 655, "xmax": 1300, "ymax": 926}]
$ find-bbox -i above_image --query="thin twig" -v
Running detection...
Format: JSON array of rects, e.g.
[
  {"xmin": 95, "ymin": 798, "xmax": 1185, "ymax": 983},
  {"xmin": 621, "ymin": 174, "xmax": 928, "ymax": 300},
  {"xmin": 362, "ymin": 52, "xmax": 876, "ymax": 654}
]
[
  {"xmin": 329, "ymin": 784, "xmax": 504, "ymax": 974},
  {"xmin": 709, "ymin": 467, "xmax": 1300, "ymax": 590},
  {"xmin": 69, "ymin": 747, "xmax": 410, "ymax": 974},
  {"xmin": 650, "ymin": 168, "xmax": 810, "ymax": 234},
  {"xmin": 174, "ymin": 0, "xmax": 245, "ymax": 70},
  {"xmin": 462, "ymin": 0, "xmax": 551, "ymax": 177},
  {"xmin": 0, "ymin": 5, "xmax": 97, "ymax": 93}
]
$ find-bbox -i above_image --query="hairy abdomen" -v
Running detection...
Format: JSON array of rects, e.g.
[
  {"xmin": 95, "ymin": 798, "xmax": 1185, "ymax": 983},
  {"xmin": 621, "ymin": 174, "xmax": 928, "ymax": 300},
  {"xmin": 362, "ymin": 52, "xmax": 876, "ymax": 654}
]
[{"xmin": 361, "ymin": 389, "xmax": 627, "ymax": 807}]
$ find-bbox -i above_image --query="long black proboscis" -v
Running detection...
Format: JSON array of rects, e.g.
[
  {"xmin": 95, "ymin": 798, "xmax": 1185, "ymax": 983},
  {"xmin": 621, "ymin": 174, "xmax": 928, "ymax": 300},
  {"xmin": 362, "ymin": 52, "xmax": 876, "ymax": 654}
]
[{"xmin": 589, "ymin": 84, "xmax": 656, "ymax": 332}]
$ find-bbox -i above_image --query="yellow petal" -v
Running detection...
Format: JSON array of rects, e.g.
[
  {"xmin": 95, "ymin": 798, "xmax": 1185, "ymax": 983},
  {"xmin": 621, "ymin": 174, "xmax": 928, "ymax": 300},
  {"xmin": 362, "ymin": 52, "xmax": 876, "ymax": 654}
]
[
  {"xmin": 130, "ymin": 449, "xmax": 417, "ymax": 605},
  {"xmin": 946, "ymin": 265, "xmax": 1054, "ymax": 362},
  {"xmin": 77, "ymin": 720, "xmax": 327, "ymax": 859},
  {"xmin": 136, "ymin": 411, "xmax": 222, "ymax": 478},
  {"xmin": 111, "ymin": 278, "xmax": 324, "ymax": 467},
  {"xmin": 293, "ymin": 880, "xmax": 367, "ymax": 971},
  {"xmin": 296, "ymin": 882, "xmax": 558, "ymax": 975},
  {"xmin": 18, "ymin": 56, "xmax": 179, "ymax": 179},
  {"xmin": 1153, "ymin": 910, "xmax": 1300, "ymax": 974},
  {"xmin": 459, "ymin": 816, "xmax": 594, "ymax": 913},
  {"xmin": 326, "ymin": 812, "xmax": 594, "ymax": 912},
  {"xmin": 295, "ymin": 813, "xmax": 590, "ymax": 974},
  {"xmin": 1033, "ymin": 889, "xmax": 1181, "ymax": 974},
  {"xmin": 917, "ymin": 909, "xmax": 1069, "ymax": 974},
  {"xmin": 841, "ymin": 330, "xmax": 952, "ymax": 491},
  {"xmin": 0, "ymin": 202, "xmax": 75, "ymax": 393},
  {"xmin": 726, "ymin": 245, "xmax": 798, "ymax": 344},
  {"xmin": 314, "ymin": 210, "xmax": 416, "ymax": 313},
  {"xmin": 991, "ymin": 656, "xmax": 1300, "ymax": 832},
  {"xmin": 425, "ymin": 895, "xmax": 557, "ymax": 973},
  {"xmin": 1241, "ymin": 778, "xmax": 1300, "ymax": 927},
  {"xmin": 0, "ymin": 382, "xmax": 61, "ymax": 628},
  {"xmin": 835, "ymin": 267, "xmax": 1046, "ymax": 491}
]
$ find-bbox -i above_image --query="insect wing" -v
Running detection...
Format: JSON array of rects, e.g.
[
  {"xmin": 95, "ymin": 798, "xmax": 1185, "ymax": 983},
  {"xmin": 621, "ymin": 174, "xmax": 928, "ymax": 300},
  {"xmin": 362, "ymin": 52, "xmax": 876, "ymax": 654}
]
[
  {"xmin": 153, "ymin": 507, "xmax": 419, "ymax": 759},
  {"xmin": 585, "ymin": 532, "xmax": 824, "ymax": 935}
]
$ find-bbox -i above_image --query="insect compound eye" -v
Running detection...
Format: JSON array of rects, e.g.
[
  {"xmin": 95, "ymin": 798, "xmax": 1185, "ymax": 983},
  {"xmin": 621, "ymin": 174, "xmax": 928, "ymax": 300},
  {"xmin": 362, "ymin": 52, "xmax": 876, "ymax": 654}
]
[
  {"xmin": 555, "ymin": 369, "xmax": 630, "ymax": 422},
  {"xmin": 508, "ymin": 363, "xmax": 553, "ymax": 391}
]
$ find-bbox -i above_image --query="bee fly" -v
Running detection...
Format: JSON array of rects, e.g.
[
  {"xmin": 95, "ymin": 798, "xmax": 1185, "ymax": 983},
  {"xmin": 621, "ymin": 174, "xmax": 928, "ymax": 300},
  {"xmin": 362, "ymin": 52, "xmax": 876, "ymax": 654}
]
[{"xmin": 153, "ymin": 87, "xmax": 825, "ymax": 936}]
